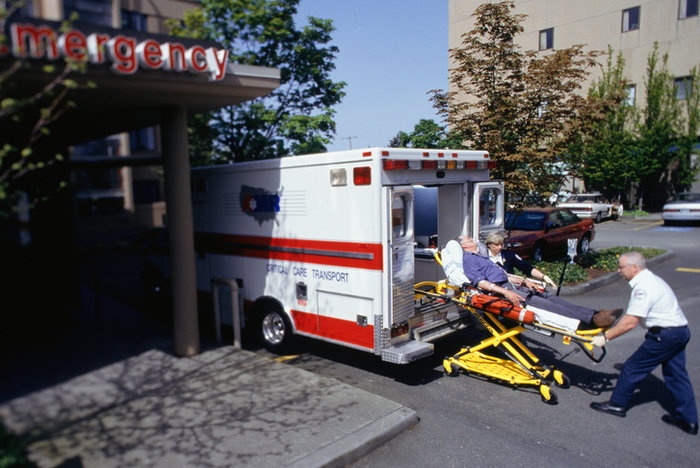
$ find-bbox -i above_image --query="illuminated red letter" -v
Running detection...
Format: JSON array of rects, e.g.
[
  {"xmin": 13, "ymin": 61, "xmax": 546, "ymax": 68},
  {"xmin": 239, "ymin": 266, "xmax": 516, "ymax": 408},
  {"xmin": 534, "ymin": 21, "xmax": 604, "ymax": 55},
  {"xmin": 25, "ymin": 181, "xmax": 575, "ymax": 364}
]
[{"xmin": 107, "ymin": 35, "xmax": 137, "ymax": 74}]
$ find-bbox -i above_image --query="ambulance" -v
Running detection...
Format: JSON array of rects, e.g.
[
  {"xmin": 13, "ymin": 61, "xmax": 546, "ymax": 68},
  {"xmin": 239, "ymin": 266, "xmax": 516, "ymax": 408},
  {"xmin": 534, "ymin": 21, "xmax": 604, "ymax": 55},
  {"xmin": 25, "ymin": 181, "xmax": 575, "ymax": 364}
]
[{"xmin": 190, "ymin": 147, "xmax": 504, "ymax": 363}]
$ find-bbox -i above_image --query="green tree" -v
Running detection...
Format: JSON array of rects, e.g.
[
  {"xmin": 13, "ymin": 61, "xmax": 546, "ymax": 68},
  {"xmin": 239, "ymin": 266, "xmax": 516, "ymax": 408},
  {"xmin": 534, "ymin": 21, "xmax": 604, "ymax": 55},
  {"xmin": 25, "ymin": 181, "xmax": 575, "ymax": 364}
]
[
  {"xmin": 431, "ymin": 1, "xmax": 598, "ymax": 202},
  {"xmin": 635, "ymin": 43, "xmax": 684, "ymax": 210},
  {"xmin": 0, "ymin": 1, "xmax": 89, "ymax": 220},
  {"xmin": 675, "ymin": 66, "xmax": 700, "ymax": 193},
  {"xmin": 567, "ymin": 48, "xmax": 637, "ymax": 204},
  {"xmin": 389, "ymin": 119, "xmax": 455, "ymax": 148},
  {"xmin": 169, "ymin": 0, "xmax": 346, "ymax": 163}
]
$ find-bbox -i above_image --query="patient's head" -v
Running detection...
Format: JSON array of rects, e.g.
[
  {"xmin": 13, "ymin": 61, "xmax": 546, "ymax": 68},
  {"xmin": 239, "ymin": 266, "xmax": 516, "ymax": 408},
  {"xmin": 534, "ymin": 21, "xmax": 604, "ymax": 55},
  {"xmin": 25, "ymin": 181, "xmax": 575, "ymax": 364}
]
[{"xmin": 457, "ymin": 235, "xmax": 479, "ymax": 253}]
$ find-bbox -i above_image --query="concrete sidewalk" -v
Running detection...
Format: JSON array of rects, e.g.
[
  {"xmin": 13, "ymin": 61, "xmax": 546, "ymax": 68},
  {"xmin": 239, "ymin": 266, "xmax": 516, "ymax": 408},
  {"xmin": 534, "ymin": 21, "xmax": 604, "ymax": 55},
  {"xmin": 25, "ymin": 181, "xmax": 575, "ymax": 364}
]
[
  {"xmin": 0, "ymin": 284, "xmax": 417, "ymax": 468},
  {"xmin": 0, "ymin": 345, "xmax": 417, "ymax": 467}
]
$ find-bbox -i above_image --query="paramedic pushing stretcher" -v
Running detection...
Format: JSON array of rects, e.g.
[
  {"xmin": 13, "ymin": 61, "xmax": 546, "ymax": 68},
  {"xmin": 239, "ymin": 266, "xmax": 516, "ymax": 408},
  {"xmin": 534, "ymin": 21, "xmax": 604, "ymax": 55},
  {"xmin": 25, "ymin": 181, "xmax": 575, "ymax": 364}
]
[
  {"xmin": 457, "ymin": 236, "xmax": 622, "ymax": 329},
  {"xmin": 589, "ymin": 252, "xmax": 698, "ymax": 434}
]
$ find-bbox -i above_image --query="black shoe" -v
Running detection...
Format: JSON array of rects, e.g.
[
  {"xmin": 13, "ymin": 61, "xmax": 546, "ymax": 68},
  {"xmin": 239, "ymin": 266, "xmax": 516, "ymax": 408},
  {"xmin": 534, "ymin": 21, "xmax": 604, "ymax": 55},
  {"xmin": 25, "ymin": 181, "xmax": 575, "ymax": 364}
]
[
  {"xmin": 661, "ymin": 414, "xmax": 699, "ymax": 435},
  {"xmin": 590, "ymin": 400, "xmax": 626, "ymax": 417}
]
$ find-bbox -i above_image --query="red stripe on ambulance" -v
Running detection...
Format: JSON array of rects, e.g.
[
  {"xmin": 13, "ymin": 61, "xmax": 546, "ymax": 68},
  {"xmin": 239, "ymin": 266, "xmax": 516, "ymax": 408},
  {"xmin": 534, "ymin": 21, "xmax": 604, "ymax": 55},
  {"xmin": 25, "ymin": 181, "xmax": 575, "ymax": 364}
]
[{"xmin": 195, "ymin": 233, "xmax": 384, "ymax": 270}]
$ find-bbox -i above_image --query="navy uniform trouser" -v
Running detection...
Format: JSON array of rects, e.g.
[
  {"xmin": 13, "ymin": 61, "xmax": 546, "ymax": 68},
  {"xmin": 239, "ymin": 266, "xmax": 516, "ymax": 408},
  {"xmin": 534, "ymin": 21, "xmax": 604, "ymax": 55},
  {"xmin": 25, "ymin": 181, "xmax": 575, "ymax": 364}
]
[
  {"xmin": 611, "ymin": 326, "xmax": 698, "ymax": 424},
  {"xmin": 503, "ymin": 283, "xmax": 596, "ymax": 324}
]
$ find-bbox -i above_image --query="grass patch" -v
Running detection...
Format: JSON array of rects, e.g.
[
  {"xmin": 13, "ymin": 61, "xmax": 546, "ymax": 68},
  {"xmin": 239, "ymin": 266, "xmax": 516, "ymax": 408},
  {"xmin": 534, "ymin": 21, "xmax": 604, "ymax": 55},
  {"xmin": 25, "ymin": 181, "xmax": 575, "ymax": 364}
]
[
  {"xmin": 623, "ymin": 209, "xmax": 649, "ymax": 218},
  {"xmin": 0, "ymin": 422, "xmax": 33, "ymax": 468},
  {"xmin": 532, "ymin": 246, "xmax": 666, "ymax": 285}
]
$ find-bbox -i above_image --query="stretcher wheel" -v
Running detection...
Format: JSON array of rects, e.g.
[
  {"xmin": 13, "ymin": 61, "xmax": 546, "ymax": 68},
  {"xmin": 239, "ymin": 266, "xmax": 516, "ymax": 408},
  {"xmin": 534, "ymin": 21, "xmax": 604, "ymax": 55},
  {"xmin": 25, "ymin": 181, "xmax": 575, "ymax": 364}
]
[
  {"xmin": 443, "ymin": 360, "xmax": 460, "ymax": 377},
  {"xmin": 552, "ymin": 369, "xmax": 570, "ymax": 389},
  {"xmin": 539, "ymin": 385, "xmax": 558, "ymax": 405}
]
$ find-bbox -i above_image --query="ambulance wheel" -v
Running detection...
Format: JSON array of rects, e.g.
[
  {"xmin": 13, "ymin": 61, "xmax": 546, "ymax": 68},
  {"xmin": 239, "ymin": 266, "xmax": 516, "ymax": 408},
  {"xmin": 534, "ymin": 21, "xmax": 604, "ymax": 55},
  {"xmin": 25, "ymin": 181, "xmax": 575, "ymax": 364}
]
[{"xmin": 259, "ymin": 306, "xmax": 294, "ymax": 354}]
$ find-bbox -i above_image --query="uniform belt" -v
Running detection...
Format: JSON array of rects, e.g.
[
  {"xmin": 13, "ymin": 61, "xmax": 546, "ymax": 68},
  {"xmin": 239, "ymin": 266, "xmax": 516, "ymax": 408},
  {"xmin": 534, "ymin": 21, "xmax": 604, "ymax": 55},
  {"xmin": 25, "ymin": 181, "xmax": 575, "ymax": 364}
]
[{"xmin": 648, "ymin": 325, "xmax": 687, "ymax": 334}]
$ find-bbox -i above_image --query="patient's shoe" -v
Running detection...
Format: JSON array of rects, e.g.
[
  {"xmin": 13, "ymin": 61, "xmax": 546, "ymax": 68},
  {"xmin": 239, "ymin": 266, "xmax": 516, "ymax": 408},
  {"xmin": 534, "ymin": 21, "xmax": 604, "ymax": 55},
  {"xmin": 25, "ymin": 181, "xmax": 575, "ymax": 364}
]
[{"xmin": 592, "ymin": 308, "xmax": 624, "ymax": 328}]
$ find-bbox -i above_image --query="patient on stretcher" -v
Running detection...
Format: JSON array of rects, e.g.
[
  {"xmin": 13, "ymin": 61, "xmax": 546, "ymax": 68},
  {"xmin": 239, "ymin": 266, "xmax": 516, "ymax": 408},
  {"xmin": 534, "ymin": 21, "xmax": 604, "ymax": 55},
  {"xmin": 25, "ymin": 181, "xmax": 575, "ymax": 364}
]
[{"xmin": 441, "ymin": 237, "xmax": 622, "ymax": 330}]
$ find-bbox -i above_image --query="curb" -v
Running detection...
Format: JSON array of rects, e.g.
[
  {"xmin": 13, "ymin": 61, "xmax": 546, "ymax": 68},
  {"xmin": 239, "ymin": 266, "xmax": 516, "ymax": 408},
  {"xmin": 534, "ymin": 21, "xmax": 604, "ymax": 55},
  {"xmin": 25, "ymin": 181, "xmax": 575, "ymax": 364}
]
[
  {"xmin": 560, "ymin": 250, "xmax": 674, "ymax": 296},
  {"xmin": 288, "ymin": 407, "xmax": 420, "ymax": 468}
]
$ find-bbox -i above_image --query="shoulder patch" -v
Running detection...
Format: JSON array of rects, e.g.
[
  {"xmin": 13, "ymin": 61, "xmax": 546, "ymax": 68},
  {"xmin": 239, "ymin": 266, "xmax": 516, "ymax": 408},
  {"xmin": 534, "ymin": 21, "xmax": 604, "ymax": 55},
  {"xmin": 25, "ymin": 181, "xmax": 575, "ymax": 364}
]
[{"xmin": 632, "ymin": 289, "xmax": 647, "ymax": 301}]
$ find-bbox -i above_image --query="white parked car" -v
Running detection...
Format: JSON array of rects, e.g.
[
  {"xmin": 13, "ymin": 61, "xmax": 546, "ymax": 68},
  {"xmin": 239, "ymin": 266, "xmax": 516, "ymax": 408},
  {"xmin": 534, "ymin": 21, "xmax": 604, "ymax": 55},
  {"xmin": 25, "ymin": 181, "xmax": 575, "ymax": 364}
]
[
  {"xmin": 662, "ymin": 192, "xmax": 700, "ymax": 225},
  {"xmin": 557, "ymin": 193, "xmax": 615, "ymax": 223}
]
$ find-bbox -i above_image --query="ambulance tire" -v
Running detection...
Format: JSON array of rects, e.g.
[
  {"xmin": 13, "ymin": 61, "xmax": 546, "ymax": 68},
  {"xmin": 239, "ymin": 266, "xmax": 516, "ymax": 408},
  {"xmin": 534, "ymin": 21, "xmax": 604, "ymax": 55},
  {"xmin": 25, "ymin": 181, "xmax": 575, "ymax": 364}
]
[{"xmin": 259, "ymin": 303, "xmax": 295, "ymax": 354}]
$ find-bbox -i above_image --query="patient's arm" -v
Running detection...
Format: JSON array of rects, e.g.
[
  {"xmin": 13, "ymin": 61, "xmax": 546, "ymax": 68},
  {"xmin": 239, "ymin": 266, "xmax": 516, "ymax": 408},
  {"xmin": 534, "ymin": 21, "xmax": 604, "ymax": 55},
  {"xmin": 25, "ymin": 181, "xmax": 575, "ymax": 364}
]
[{"xmin": 476, "ymin": 280, "xmax": 523, "ymax": 306}]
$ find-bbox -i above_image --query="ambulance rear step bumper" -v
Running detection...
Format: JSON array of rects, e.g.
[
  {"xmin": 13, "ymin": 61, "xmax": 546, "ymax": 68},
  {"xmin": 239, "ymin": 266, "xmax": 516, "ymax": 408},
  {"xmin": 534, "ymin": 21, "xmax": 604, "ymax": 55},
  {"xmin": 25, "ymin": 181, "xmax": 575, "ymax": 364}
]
[
  {"xmin": 412, "ymin": 316, "xmax": 471, "ymax": 343},
  {"xmin": 381, "ymin": 340, "xmax": 434, "ymax": 364}
]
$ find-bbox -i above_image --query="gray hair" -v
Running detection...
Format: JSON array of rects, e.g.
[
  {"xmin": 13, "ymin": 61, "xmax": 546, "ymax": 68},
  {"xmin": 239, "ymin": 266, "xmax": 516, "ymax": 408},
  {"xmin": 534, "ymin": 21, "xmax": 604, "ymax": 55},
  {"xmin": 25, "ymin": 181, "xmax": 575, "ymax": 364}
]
[
  {"xmin": 620, "ymin": 251, "xmax": 646, "ymax": 269},
  {"xmin": 484, "ymin": 231, "xmax": 507, "ymax": 245}
]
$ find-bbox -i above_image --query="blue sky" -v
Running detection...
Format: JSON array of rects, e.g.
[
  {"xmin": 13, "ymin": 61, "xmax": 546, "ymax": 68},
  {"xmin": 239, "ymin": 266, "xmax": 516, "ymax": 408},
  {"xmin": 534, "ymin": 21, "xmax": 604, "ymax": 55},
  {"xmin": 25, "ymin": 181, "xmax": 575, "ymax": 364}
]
[{"xmin": 295, "ymin": 0, "xmax": 448, "ymax": 152}]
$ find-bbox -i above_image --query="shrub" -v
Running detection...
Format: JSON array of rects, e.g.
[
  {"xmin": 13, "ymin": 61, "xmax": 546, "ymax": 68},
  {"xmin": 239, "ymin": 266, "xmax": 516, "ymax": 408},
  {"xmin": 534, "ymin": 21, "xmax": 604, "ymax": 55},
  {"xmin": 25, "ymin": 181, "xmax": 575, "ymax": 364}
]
[
  {"xmin": 532, "ymin": 246, "xmax": 665, "ymax": 285},
  {"xmin": 0, "ymin": 423, "xmax": 32, "ymax": 468}
]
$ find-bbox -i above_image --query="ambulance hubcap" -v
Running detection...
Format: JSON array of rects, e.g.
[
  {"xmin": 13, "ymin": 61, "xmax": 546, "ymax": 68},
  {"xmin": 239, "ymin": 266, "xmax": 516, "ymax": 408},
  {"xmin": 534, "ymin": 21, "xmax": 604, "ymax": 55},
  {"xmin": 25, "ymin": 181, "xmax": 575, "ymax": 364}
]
[{"xmin": 262, "ymin": 312, "xmax": 286, "ymax": 345}]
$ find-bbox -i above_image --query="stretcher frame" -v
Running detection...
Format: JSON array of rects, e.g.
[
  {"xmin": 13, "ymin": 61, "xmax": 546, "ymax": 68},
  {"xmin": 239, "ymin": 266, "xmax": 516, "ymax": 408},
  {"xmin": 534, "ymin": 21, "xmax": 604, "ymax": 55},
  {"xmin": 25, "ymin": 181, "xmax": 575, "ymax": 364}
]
[{"xmin": 414, "ymin": 279, "xmax": 606, "ymax": 404}]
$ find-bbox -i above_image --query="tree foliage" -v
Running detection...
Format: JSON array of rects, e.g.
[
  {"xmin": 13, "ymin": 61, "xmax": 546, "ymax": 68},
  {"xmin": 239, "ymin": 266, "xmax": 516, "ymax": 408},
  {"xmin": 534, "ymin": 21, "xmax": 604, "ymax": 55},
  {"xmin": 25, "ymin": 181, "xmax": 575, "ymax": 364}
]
[
  {"xmin": 0, "ymin": 1, "xmax": 89, "ymax": 220},
  {"xmin": 566, "ymin": 44, "xmax": 699, "ymax": 210},
  {"xmin": 566, "ymin": 48, "xmax": 637, "ymax": 203},
  {"xmin": 388, "ymin": 119, "xmax": 460, "ymax": 148},
  {"xmin": 635, "ymin": 44, "xmax": 684, "ymax": 209},
  {"xmin": 431, "ymin": 1, "xmax": 598, "ymax": 201},
  {"xmin": 169, "ymin": 0, "xmax": 346, "ymax": 163},
  {"xmin": 678, "ymin": 66, "xmax": 700, "ymax": 191}
]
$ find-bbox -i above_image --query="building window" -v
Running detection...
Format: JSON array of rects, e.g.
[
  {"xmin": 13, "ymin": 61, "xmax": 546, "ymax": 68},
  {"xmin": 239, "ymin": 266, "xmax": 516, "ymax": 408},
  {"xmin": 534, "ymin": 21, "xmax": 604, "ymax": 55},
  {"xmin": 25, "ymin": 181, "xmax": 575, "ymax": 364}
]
[
  {"xmin": 622, "ymin": 7, "xmax": 641, "ymax": 32},
  {"xmin": 675, "ymin": 76, "xmax": 693, "ymax": 100},
  {"xmin": 121, "ymin": 10, "xmax": 148, "ymax": 31},
  {"xmin": 129, "ymin": 127, "xmax": 157, "ymax": 152},
  {"xmin": 539, "ymin": 28, "xmax": 554, "ymax": 50},
  {"xmin": 133, "ymin": 180, "xmax": 162, "ymax": 204},
  {"xmin": 679, "ymin": 0, "xmax": 699, "ymax": 18},
  {"xmin": 540, "ymin": 28, "xmax": 554, "ymax": 50},
  {"xmin": 625, "ymin": 85, "xmax": 637, "ymax": 106},
  {"xmin": 63, "ymin": 0, "xmax": 112, "ymax": 27}
]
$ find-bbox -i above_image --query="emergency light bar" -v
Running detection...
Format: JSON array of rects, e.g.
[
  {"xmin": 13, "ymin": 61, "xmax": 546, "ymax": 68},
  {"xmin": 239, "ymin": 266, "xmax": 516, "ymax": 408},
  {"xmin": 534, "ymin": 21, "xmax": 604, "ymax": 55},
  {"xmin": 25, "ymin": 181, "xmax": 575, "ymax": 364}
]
[{"xmin": 383, "ymin": 159, "xmax": 494, "ymax": 171}]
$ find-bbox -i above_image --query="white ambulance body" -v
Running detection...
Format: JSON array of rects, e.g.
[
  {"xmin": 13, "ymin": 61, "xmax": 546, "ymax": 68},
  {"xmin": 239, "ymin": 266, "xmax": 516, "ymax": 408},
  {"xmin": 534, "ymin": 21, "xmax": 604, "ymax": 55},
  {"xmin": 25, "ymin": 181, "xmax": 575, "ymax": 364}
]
[{"xmin": 191, "ymin": 147, "xmax": 504, "ymax": 364}]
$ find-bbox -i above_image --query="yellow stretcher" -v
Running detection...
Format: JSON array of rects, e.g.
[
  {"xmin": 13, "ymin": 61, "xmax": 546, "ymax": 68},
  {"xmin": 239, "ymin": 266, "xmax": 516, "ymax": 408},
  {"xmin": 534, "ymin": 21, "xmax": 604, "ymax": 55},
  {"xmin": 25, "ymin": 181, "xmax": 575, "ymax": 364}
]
[{"xmin": 413, "ymin": 279, "xmax": 606, "ymax": 404}]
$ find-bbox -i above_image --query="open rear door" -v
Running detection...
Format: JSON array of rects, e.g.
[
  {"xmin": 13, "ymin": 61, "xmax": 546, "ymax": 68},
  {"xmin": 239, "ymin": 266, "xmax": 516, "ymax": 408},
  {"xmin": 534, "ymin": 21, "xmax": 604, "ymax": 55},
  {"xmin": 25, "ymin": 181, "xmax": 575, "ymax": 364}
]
[
  {"xmin": 471, "ymin": 181, "xmax": 504, "ymax": 242},
  {"xmin": 388, "ymin": 187, "xmax": 415, "ymax": 326}
]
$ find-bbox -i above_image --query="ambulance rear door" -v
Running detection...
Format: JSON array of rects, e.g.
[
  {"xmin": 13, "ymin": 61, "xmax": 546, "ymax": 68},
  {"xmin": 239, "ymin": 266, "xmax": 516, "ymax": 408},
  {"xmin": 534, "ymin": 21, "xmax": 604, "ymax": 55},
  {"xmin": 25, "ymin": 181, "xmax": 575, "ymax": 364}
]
[
  {"xmin": 387, "ymin": 187, "xmax": 415, "ymax": 328},
  {"xmin": 471, "ymin": 181, "xmax": 504, "ymax": 243}
]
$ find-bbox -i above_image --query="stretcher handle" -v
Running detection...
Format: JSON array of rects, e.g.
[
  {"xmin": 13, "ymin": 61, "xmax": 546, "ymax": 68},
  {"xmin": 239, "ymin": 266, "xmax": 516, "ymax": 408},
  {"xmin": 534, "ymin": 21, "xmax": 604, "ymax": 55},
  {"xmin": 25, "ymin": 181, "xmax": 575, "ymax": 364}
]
[{"xmin": 576, "ymin": 339, "xmax": 607, "ymax": 363}]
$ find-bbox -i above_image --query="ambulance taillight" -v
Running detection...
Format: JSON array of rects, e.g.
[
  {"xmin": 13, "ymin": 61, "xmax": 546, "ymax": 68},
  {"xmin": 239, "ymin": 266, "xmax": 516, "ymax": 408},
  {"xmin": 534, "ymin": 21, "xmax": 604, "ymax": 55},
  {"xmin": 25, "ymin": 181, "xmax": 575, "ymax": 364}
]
[{"xmin": 353, "ymin": 166, "xmax": 372, "ymax": 185}]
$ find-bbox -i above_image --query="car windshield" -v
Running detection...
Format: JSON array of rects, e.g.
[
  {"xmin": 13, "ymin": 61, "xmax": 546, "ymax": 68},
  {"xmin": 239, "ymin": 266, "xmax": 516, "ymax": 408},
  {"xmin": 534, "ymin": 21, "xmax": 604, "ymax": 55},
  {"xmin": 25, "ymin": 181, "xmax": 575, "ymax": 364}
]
[
  {"xmin": 505, "ymin": 211, "xmax": 546, "ymax": 231},
  {"xmin": 673, "ymin": 193, "xmax": 700, "ymax": 202},
  {"xmin": 566, "ymin": 195, "xmax": 596, "ymax": 202}
]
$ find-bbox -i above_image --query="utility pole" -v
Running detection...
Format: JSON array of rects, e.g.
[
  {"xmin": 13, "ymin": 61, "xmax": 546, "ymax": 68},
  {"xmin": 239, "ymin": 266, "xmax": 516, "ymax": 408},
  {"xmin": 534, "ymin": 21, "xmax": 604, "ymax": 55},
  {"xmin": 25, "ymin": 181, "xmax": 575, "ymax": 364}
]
[{"xmin": 341, "ymin": 136, "xmax": 357, "ymax": 150}]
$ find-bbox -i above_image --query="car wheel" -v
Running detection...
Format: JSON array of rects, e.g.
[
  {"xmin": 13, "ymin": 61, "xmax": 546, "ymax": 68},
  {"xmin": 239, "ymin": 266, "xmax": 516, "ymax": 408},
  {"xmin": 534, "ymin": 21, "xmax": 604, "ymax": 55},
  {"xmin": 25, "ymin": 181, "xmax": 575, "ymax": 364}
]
[
  {"xmin": 532, "ymin": 243, "xmax": 545, "ymax": 262},
  {"xmin": 578, "ymin": 235, "xmax": 591, "ymax": 255},
  {"xmin": 259, "ymin": 303, "xmax": 295, "ymax": 354},
  {"xmin": 594, "ymin": 212, "xmax": 602, "ymax": 223}
]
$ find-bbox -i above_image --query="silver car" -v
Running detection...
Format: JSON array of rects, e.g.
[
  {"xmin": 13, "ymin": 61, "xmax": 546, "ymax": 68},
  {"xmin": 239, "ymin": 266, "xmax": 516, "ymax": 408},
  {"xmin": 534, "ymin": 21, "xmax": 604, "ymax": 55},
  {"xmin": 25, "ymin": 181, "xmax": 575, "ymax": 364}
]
[{"xmin": 662, "ymin": 192, "xmax": 700, "ymax": 225}]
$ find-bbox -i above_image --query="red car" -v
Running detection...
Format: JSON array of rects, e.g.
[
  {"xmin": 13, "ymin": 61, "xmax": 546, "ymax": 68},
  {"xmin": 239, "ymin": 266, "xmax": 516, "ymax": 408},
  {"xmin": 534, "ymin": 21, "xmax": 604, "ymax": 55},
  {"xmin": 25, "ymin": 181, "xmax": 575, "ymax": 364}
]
[{"xmin": 505, "ymin": 207, "xmax": 595, "ymax": 261}]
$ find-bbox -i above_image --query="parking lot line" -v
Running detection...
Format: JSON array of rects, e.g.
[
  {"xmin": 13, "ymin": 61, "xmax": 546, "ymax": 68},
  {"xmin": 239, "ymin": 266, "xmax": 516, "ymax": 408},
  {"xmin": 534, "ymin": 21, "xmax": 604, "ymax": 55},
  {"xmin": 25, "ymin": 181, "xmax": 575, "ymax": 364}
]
[
  {"xmin": 633, "ymin": 220, "xmax": 663, "ymax": 231},
  {"xmin": 676, "ymin": 267, "xmax": 700, "ymax": 274}
]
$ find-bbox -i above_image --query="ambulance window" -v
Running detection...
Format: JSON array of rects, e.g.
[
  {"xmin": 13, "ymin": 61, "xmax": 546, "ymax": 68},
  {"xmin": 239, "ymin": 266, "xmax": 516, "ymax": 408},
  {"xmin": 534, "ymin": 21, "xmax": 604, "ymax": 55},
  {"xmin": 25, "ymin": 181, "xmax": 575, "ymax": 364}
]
[
  {"xmin": 392, "ymin": 195, "xmax": 407, "ymax": 238},
  {"xmin": 479, "ymin": 188, "xmax": 499, "ymax": 227}
]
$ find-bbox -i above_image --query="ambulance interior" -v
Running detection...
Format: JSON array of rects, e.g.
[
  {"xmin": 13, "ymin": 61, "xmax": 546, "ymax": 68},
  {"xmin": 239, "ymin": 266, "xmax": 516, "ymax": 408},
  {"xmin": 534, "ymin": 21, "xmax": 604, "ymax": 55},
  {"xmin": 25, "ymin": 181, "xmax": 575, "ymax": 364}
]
[
  {"xmin": 413, "ymin": 185, "xmax": 463, "ymax": 283},
  {"xmin": 412, "ymin": 183, "xmax": 502, "ymax": 284}
]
